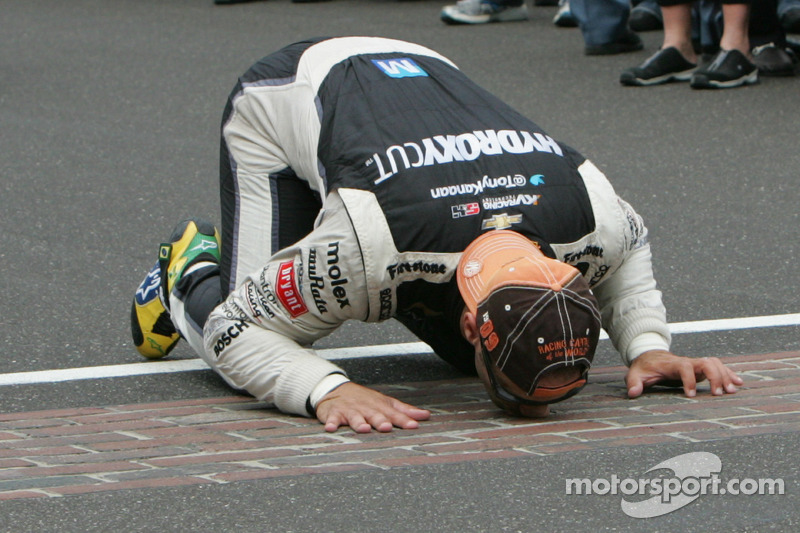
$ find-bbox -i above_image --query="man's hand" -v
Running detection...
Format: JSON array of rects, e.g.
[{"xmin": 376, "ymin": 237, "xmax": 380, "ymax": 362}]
[
  {"xmin": 626, "ymin": 350, "xmax": 744, "ymax": 399},
  {"xmin": 315, "ymin": 382, "xmax": 431, "ymax": 433}
]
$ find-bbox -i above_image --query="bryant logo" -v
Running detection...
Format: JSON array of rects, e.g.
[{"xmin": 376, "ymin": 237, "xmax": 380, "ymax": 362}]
[
  {"xmin": 276, "ymin": 260, "xmax": 308, "ymax": 318},
  {"xmin": 451, "ymin": 202, "xmax": 480, "ymax": 218},
  {"xmin": 371, "ymin": 58, "xmax": 428, "ymax": 78}
]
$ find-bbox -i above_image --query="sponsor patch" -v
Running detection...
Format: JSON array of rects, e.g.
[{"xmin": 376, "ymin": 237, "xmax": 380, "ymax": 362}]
[
  {"xmin": 325, "ymin": 242, "xmax": 351, "ymax": 309},
  {"xmin": 451, "ymin": 202, "xmax": 480, "ymax": 218},
  {"xmin": 481, "ymin": 194, "xmax": 540, "ymax": 210},
  {"xmin": 386, "ymin": 261, "xmax": 447, "ymax": 280},
  {"xmin": 379, "ymin": 287, "xmax": 393, "ymax": 321},
  {"xmin": 212, "ymin": 319, "xmax": 250, "ymax": 357},
  {"xmin": 481, "ymin": 213, "xmax": 523, "ymax": 230},
  {"xmin": 372, "ymin": 58, "xmax": 428, "ymax": 78},
  {"xmin": 368, "ymin": 129, "xmax": 563, "ymax": 185},
  {"xmin": 432, "ymin": 174, "xmax": 529, "ymax": 199},
  {"xmin": 530, "ymin": 174, "xmax": 545, "ymax": 186},
  {"xmin": 563, "ymin": 244, "xmax": 604, "ymax": 263},
  {"xmin": 276, "ymin": 260, "xmax": 308, "ymax": 318}
]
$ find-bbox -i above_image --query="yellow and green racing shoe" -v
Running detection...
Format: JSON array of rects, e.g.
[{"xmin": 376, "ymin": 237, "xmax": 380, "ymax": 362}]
[{"xmin": 130, "ymin": 219, "xmax": 221, "ymax": 359}]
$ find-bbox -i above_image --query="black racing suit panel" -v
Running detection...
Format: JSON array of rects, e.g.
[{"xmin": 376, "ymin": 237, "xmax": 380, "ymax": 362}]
[{"xmin": 316, "ymin": 52, "xmax": 596, "ymax": 370}]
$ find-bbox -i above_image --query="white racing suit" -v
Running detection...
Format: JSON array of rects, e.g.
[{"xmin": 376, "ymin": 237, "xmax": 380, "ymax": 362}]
[{"xmin": 170, "ymin": 37, "xmax": 671, "ymax": 418}]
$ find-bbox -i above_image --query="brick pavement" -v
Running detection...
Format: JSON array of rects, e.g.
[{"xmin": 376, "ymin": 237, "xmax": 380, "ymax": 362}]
[{"xmin": 1, "ymin": 351, "xmax": 799, "ymax": 500}]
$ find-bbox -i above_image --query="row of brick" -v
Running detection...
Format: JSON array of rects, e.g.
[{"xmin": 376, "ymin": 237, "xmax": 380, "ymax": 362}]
[{"xmin": 1, "ymin": 351, "xmax": 798, "ymax": 500}]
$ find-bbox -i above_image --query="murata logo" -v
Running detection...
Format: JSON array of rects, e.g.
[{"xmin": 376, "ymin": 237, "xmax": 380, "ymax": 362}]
[{"xmin": 367, "ymin": 129, "xmax": 563, "ymax": 185}]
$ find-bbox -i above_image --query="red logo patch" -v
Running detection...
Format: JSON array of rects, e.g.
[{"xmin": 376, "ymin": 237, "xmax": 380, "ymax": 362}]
[
  {"xmin": 480, "ymin": 319, "xmax": 499, "ymax": 351},
  {"xmin": 276, "ymin": 261, "xmax": 308, "ymax": 318}
]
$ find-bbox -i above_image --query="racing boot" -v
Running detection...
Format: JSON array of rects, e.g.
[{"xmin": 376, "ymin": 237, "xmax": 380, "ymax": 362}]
[{"xmin": 131, "ymin": 219, "xmax": 221, "ymax": 359}]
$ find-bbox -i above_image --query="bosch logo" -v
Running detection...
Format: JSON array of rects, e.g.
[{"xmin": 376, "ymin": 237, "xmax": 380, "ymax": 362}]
[{"xmin": 212, "ymin": 320, "xmax": 250, "ymax": 357}]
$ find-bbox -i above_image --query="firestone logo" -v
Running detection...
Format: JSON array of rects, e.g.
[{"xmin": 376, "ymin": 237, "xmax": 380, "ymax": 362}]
[
  {"xmin": 386, "ymin": 261, "xmax": 447, "ymax": 280},
  {"xmin": 368, "ymin": 129, "xmax": 563, "ymax": 185}
]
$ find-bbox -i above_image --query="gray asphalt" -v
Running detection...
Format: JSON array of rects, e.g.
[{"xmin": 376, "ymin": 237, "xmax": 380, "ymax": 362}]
[{"xmin": 2, "ymin": 0, "xmax": 799, "ymax": 530}]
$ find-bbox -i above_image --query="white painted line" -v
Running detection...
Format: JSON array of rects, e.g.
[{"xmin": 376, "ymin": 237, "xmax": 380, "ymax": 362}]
[
  {"xmin": 668, "ymin": 314, "xmax": 800, "ymax": 334},
  {"xmin": 1, "ymin": 313, "xmax": 798, "ymax": 387}
]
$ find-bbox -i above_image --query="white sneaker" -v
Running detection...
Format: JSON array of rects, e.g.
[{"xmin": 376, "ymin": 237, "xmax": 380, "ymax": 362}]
[{"xmin": 441, "ymin": 0, "xmax": 529, "ymax": 25}]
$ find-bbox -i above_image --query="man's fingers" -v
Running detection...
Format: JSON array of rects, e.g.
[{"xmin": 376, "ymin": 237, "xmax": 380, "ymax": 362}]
[
  {"xmin": 678, "ymin": 361, "xmax": 698, "ymax": 398},
  {"xmin": 696, "ymin": 357, "xmax": 743, "ymax": 395},
  {"xmin": 323, "ymin": 413, "xmax": 343, "ymax": 433},
  {"xmin": 727, "ymin": 367, "xmax": 744, "ymax": 391},
  {"xmin": 369, "ymin": 401, "xmax": 428, "ymax": 431},
  {"xmin": 718, "ymin": 360, "xmax": 744, "ymax": 393},
  {"xmin": 392, "ymin": 400, "xmax": 431, "ymax": 421},
  {"xmin": 330, "ymin": 408, "xmax": 386, "ymax": 433},
  {"xmin": 320, "ymin": 406, "xmax": 370, "ymax": 433},
  {"xmin": 364, "ymin": 411, "xmax": 394, "ymax": 433},
  {"xmin": 625, "ymin": 370, "xmax": 645, "ymax": 398},
  {"xmin": 345, "ymin": 413, "xmax": 372, "ymax": 434},
  {"xmin": 697, "ymin": 357, "xmax": 726, "ymax": 395}
]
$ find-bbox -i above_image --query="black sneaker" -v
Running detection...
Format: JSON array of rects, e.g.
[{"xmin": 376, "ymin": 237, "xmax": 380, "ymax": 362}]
[
  {"xmin": 585, "ymin": 30, "xmax": 643, "ymax": 56},
  {"xmin": 690, "ymin": 49, "xmax": 759, "ymax": 89},
  {"xmin": 752, "ymin": 43, "xmax": 799, "ymax": 77},
  {"xmin": 620, "ymin": 47, "xmax": 697, "ymax": 86}
]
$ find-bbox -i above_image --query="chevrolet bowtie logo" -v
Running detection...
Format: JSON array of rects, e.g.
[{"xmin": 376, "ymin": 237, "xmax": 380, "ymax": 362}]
[{"xmin": 481, "ymin": 213, "xmax": 523, "ymax": 230}]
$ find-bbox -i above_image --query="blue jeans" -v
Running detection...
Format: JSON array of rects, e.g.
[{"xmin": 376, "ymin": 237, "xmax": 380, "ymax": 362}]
[{"xmin": 569, "ymin": 0, "xmax": 631, "ymax": 46}]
